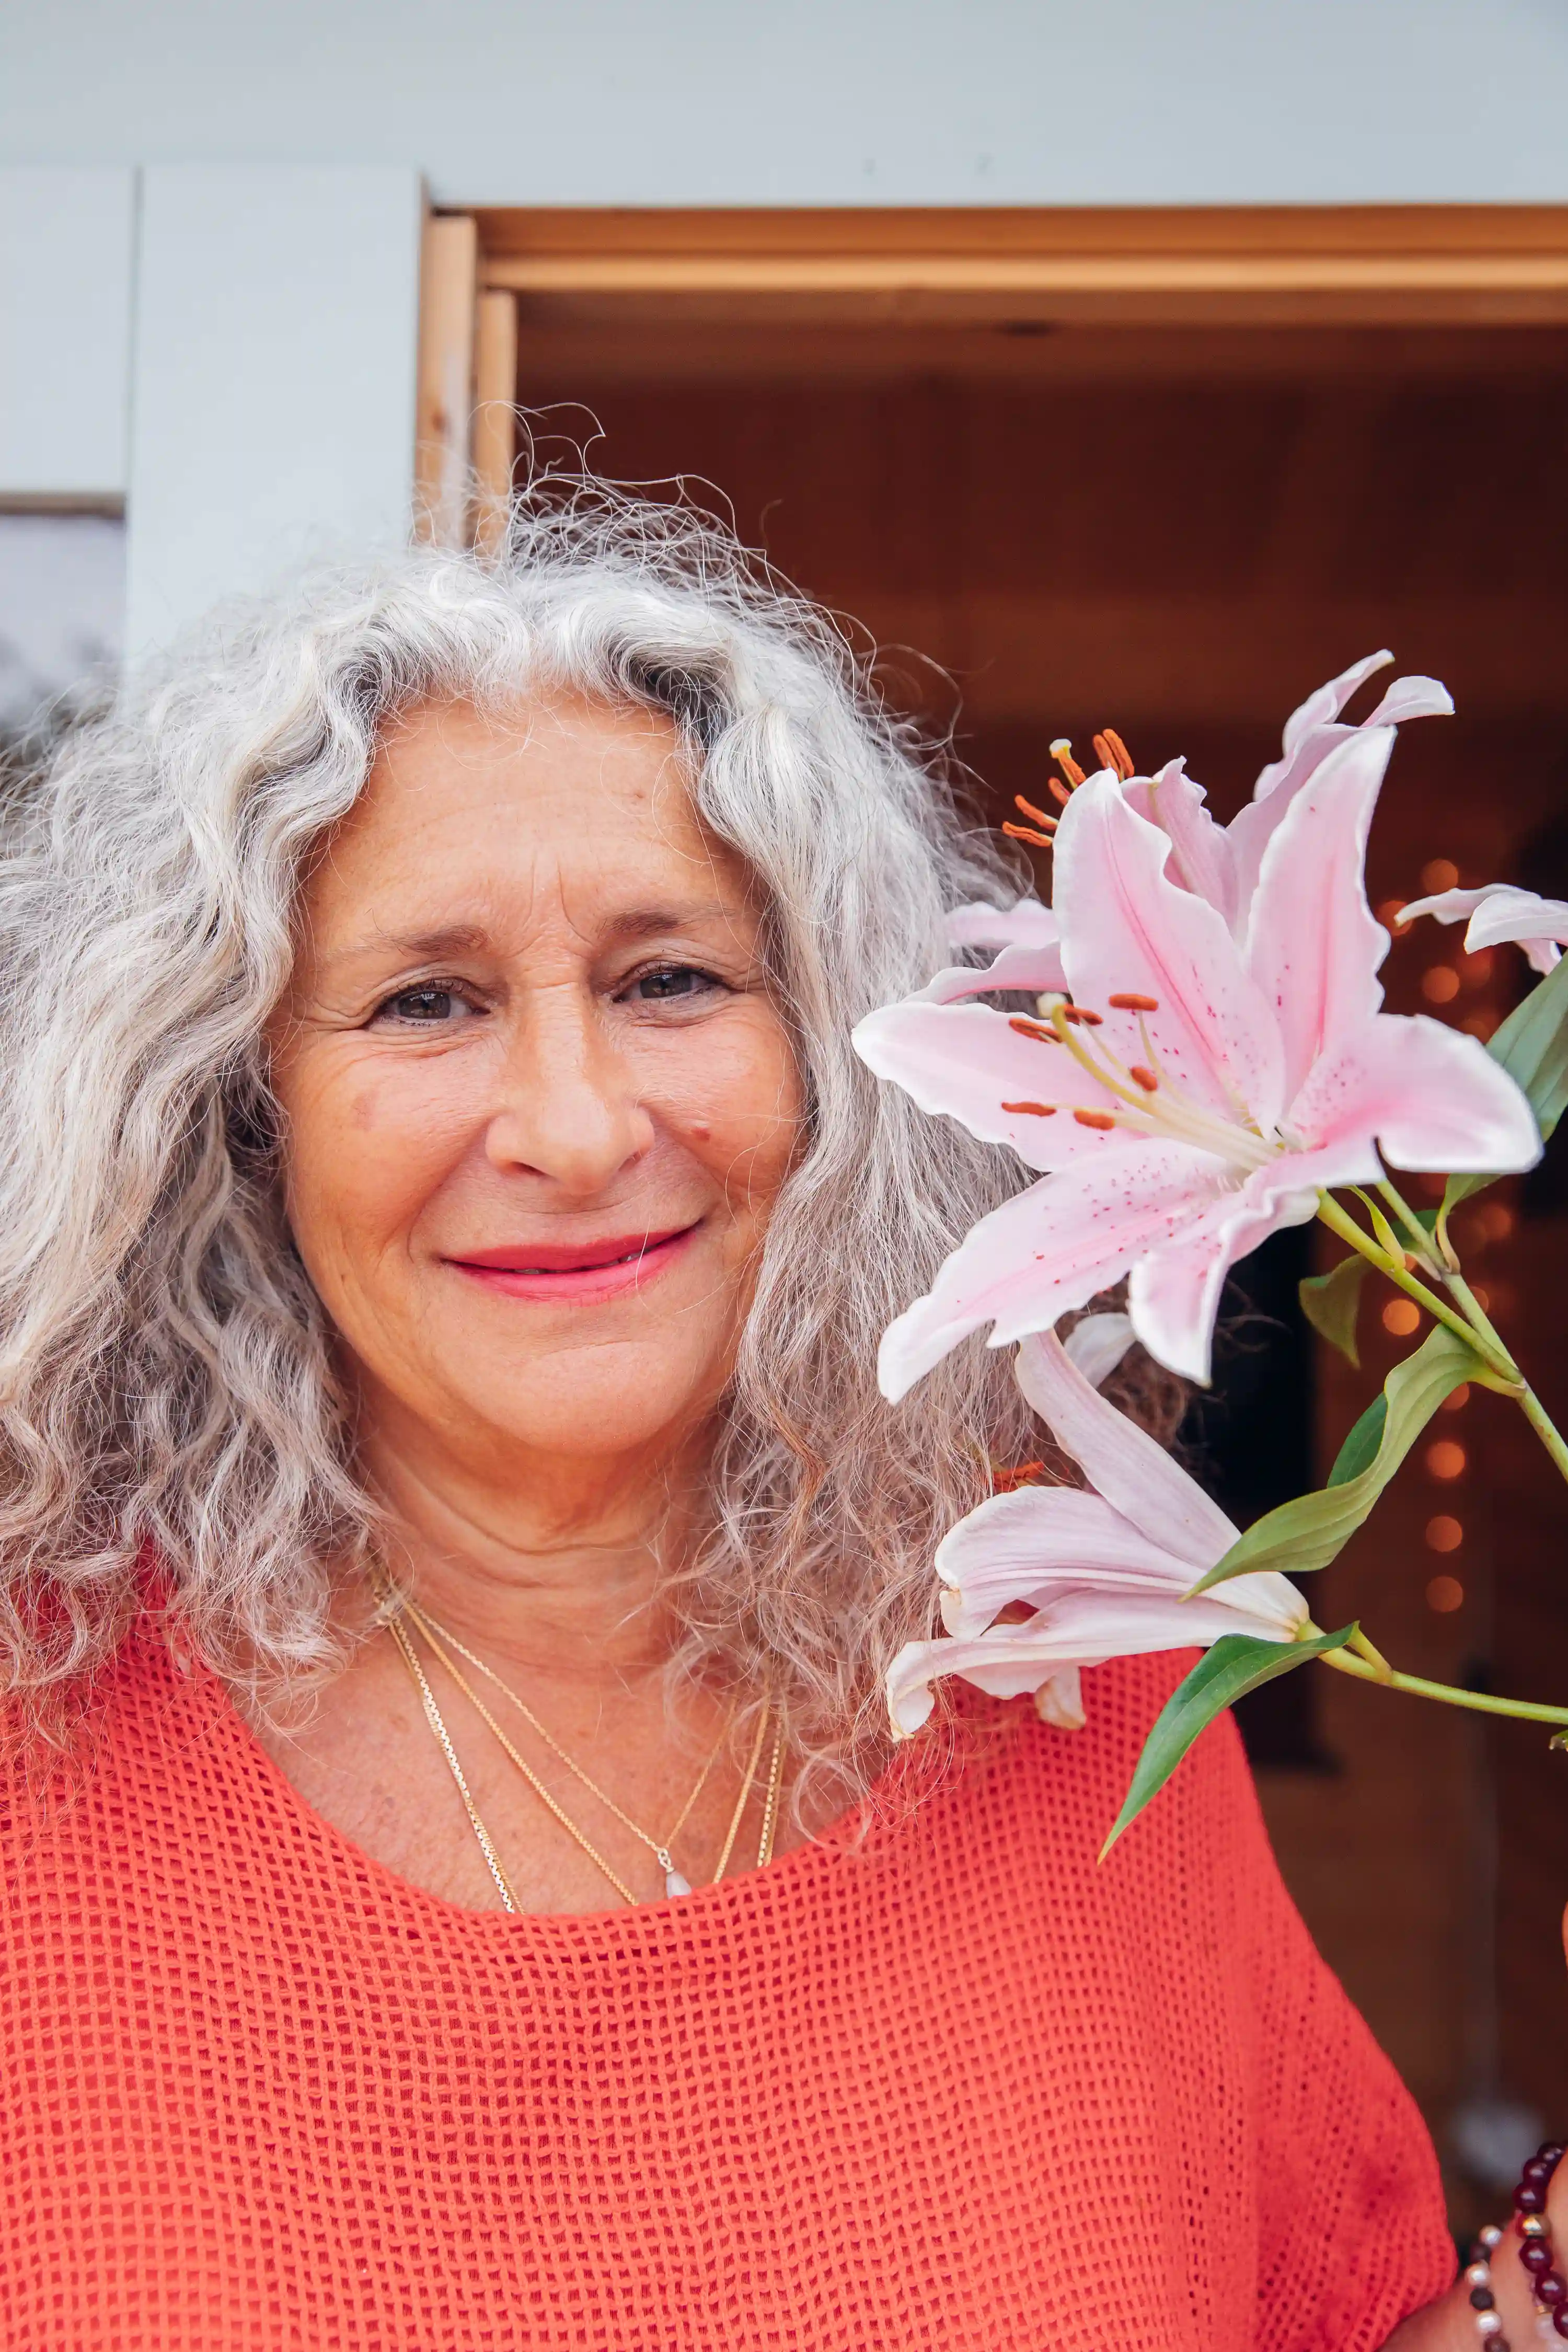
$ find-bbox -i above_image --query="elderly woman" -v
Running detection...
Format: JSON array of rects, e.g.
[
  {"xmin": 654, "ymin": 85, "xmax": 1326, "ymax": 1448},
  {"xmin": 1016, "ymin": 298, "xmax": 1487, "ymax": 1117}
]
[{"xmin": 0, "ymin": 493, "xmax": 1550, "ymax": 2349}]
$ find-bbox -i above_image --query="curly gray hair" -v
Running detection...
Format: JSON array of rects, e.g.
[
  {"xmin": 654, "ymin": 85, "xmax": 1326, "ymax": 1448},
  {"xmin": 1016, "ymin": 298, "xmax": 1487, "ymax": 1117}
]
[{"xmin": 0, "ymin": 483, "xmax": 1126, "ymax": 1788}]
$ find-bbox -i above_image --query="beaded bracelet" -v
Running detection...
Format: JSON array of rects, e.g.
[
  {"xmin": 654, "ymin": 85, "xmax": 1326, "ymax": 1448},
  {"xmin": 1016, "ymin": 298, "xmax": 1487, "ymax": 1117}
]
[
  {"xmin": 1515, "ymin": 2140, "xmax": 1566, "ymax": 2339},
  {"xmin": 1465, "ymin": 2222, "xmax": 1506, "ymax": 2344},
  {"xmin": 1464, "ymin": 2142, "xmax": 1566, "ymax": 2348}
]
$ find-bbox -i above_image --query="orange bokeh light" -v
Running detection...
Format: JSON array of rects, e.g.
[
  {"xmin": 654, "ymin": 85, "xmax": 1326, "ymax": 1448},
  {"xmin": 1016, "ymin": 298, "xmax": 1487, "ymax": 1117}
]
[
  {"xmin": 1382, "ymin": 1299, "xmax": 1421, "ymax": 1336},
  {"xmin": 1421, "ymin": 858, "xmax": 1460, "ymax": 892},
  {"xmin": 1425, "ymin": 1439, "xmax": 1466, "ymax": 1480},
  {"xmin": 1425, "ymin": 1515, "xmax": 1463, "ymax": 1553},
  {"xmin": 1426, "ymin": 1575, "xmax": 1465, "ymax": 1613},
  {"xmin": 1421, "ymin": 966, "xmax": 1460, "ymax": 1004}
]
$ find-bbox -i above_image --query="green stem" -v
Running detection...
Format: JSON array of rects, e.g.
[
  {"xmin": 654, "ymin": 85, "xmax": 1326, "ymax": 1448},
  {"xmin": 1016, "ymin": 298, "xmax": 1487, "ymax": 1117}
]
[
  {"xmin": 1375, "ymin": 1177, "xmax": 1452, "ymax": 1272},
  {"xmin": 1518, "ymin": 1382, "xmax": 1568, "ymax": 1490},
  {"xmin": 1319, "ymin": 1641, "xmax": 1568, "ymax": 1728},
  {"xmin": 1315, "ymin": 1191, "xmax": 1518, "ymax": 1379}
]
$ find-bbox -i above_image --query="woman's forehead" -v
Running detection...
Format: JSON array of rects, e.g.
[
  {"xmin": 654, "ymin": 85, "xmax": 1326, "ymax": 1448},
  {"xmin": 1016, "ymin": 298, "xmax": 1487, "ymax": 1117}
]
[{"xmin": 296, "ymin": 695, "xmax": 752, "ymax": 954}]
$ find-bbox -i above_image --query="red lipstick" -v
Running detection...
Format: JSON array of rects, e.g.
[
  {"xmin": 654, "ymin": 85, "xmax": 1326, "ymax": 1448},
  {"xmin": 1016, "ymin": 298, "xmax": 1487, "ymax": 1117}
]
[{"xmin": 446, "ymin": 1225, "xmax": 697, "ymax": 1304}]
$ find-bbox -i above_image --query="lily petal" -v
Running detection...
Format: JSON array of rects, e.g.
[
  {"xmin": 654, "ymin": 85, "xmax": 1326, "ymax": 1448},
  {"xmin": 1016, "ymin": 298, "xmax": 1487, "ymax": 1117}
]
[
  {"xmin": 887, "ymin": 1589, "xmax": 1295, "ymax": 1736},
  {"xmin": 1244, "ymin": 727, "xmax": 1393, "ymax": 1105},
  {"xmin": 1062, "ymin": 1310, "xmax": 1136, "ymax": 1387},
  {"xmin": 937, "ymin": 1487, "xmax": 1203, "ymax": 1633},
  {"xmin": 1055, "ymin": 776, "xmax": 1285, "ymax": 1129},
  {"xmin": 1264, "ymin": 650, "xmax": 1396, "ymax": 785},
  {"xmin": 1012, "ymin": 1329, "xmax": 1237, "ymax": 1569},
  {"xmin": 908, "ymin": 939, "xmax": 1070, "ymax": 1006},
  {"xmin": 947, "ymin": 898, "xmax": 1061, "ymax": 952},
  {"xmin": 1123, "ymin": 757, "xmax": 1238, "ymax": 928},
  {"xmin": 1229, "ymin": 656, "xmax": 1448, "ymax": 926},
  {"xmin": 1288, "ymin": 1012, "xmax": 1542, "ymax": 1176},
  {"xmin": 852, "ymin": 999, "xmax": 1138, "ymax": 1172},
  {"xmin": 876, "ymin": 1140, "xmax": 1224, "ymax": 1401},
  {"xmin": 1128, "ymin": 1178, "xmax": 1317, "ymax": 1384},
  {"xmin": 1401, "ymin": 882, "xmax": 1568, "ymax": 976}
]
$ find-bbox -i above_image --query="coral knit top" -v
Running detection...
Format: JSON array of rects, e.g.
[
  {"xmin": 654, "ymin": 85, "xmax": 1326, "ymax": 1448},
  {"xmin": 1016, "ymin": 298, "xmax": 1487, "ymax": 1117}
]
[{"xmin": 2, "ymin": 1621, "xmax": 1451, "ymax": 2352}]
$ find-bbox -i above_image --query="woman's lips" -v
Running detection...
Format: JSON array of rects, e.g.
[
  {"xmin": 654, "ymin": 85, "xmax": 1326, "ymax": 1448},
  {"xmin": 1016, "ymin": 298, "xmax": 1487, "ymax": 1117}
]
[{"xmin": 446, "ymin": 1226, "xmax": 698, "ymax": 1304}]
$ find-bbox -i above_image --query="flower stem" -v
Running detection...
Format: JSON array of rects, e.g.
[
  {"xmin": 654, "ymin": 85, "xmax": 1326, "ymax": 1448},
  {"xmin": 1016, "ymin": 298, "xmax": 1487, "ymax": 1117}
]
[
  {"xmin": 1318, "ymin": 1641, "xmax": 1568, "ymax": 1728},
  {"xmin": 1314, "ymin": 1191, "xmax": 1518, "ymax": 1380}
]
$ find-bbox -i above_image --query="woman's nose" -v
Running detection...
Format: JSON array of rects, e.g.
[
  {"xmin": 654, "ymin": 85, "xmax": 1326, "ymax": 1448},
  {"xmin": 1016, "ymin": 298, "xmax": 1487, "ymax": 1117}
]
[{"xmin": 481, "ymin": 989, "xmax": 655, "ymax": 1194}]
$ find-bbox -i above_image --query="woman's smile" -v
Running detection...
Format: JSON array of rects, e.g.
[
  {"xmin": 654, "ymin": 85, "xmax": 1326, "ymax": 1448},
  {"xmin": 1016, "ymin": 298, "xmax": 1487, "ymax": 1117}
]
[{"xmin": 445, "ymin": 1223, "xmax": 700, "ymax": 1304}]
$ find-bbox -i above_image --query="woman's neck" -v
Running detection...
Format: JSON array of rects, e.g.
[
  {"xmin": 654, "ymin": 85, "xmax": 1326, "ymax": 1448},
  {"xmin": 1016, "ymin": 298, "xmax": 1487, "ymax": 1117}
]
[{"xmin": 355, "ymin": 1388, "xmax": 704, "ymax": 1690}]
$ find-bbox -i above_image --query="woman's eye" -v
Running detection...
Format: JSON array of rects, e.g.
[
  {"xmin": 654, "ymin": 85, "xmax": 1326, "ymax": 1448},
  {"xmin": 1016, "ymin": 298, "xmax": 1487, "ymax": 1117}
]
[
  {"xmin": 624, "ymin": 966, "xmax": 722, "ymax": 1005},
  {"xmin": 372, "ymin": 986, "xmax": 481, "ymax": 1027}
]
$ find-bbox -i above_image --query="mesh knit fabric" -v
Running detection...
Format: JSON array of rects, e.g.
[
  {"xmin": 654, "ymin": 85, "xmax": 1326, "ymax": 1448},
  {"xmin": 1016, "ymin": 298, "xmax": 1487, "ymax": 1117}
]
[{"xmin": 1, "ymin": 1622, "xmax": 1451, "ymax": 2349}]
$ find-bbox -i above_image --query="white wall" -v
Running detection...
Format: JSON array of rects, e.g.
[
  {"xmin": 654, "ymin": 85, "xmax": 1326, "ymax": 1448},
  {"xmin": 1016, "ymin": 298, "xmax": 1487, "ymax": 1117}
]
[
  {"xmin": 0, "ymin": 168, "xmax": 135, "ymax": 499},
  {"xmin": 124, "ymin": 167, "xmax": 423, "ymax": 653},
  {"xmin": 6, "ymin": 0, "xmax": 1568, "ymax": 206}
]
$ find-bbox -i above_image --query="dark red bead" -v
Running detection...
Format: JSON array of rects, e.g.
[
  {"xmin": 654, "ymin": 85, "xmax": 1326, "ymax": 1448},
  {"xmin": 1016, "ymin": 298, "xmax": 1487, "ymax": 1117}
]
[
  {"xmin": 1526, "ymin": 2159, "xmax": 1557, "ymax": 2186},
  {"xmin": 1553, "ymin": 2310, "xmax": 1568, "ymax": 2341},
  {"xmin": 1516, "ymin": 2183, "xmax": 1548, "ymax": 2212},
  {"xmin": 1539, "ymin": 2142, "xmax": 1565, "ymax": 2166},
  {"xmin": 1525, "ymin": 2240, "xmax": 1557, "ymax": 2275},
  {"xmin": 1470, "ymin": 2284, "xmax": 1496, "ymax": 2309},
  {"xmin": 1540, "ymin": 2272, "xmax": 1568, "ymax": 2308},
  {"xmin": 1491, "ymin": 2339, "xmax": 1511, "ymax": 2352}
]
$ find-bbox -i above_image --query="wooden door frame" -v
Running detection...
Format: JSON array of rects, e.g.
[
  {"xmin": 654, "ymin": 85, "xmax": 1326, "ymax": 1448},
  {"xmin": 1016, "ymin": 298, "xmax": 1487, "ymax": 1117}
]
[{"xmin": 417, "ymin": 204, "xmax": 1568, "ymax": 540}]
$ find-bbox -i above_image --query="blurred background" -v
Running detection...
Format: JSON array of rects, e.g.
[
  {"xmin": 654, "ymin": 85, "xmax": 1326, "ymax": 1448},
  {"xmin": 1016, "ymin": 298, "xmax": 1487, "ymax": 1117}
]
[{"xmin": 5, "ymin": 0, "xmax": 1568, "ymax": 2236}]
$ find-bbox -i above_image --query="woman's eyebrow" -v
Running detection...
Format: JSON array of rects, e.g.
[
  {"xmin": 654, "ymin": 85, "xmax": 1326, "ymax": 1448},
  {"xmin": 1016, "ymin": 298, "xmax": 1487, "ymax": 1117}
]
[
  {"xmin": 314, "ymin": 903, "xmax": 741, "ymax": 975},
  {"xmin": 314, "ymin": 923, "xmax": 492, "ymax": 974},
  {"xmin": 604, "ymin": 901, "xmax": 739, "ymax": 943}
]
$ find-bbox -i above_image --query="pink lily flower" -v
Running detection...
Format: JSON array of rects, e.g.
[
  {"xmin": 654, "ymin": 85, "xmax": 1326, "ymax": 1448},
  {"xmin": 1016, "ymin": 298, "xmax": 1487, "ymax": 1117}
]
[
  {"xmin": 855, "ymin": 727, "xmax": 1541, "ymax": 1387},
  {"xmin": 1398, "ymin": 882, "xmax": 1568, "ymax": 976},
  {"xmin": 1121, "ymin": 650, "xmax": 1452, "ymax": 936},
  {"xmin": 886, "ymin": 1331, "xmax": 1306, "ymax": 1737}
]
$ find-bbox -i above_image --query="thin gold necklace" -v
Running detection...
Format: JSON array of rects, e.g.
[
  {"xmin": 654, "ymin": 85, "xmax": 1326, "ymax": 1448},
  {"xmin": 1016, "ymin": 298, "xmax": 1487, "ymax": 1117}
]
[
  {"xmin": 402, "ymin": 1598, "xmax": 731, "ymax": 1897},
  {"xmin": 385, "ymin": 1600, "xmax": 782, "ymax": 1905}
]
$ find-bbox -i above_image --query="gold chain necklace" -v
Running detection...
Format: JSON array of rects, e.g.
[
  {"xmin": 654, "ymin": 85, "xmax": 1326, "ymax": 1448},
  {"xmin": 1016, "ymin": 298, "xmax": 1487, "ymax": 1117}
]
[
  {"xmin": 385, "ymin": 1599, "xmax": 784, "ymax": 1906},
  {"xmin": 403, "ymin": 1598, "xmax": 730, "ymax": 1894}
]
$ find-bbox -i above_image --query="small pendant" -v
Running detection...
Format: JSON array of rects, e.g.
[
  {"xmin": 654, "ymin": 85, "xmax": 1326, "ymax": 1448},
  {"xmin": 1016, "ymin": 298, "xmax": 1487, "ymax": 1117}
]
[{"xmin": 664, "ymin": 1869, "xmax": 692, "ymax": 1898}]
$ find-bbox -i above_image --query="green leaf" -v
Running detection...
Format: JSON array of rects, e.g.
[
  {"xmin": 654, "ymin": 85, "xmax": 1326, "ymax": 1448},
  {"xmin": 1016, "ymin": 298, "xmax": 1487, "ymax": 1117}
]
[
  {"xmin": 1445, "ymin": 952, "xmax": 1568, "ymax": 1208},
  {"xmin": 1329, "ymin": 1394, "xmax": 1386, "ymax": 1486},
  {"xmin": 1300, "ymin": 1253, "xmax": 1370, "ymax": 1368},
  {"xmin": 1188, "ymin": 1324, "xmax": 1484, "ymax": 1590},
  {"xmin": 1101, "ymin": 1625, "xmax": 1357, "ymax": 1855}
]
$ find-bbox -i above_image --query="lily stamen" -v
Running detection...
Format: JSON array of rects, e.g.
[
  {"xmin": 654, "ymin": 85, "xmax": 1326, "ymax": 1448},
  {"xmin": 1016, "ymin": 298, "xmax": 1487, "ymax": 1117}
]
[
  {"xmin": 1092, "ymin": 728, "xmax": 1136, "ymax": 782},
  {"xmin": 1001, "ymin": 1101, "xmax": 1058, "ymax": 1116},
  {"xmin": 1048, "ymin": 739, "xmax": 1086, "ymax": 793}
]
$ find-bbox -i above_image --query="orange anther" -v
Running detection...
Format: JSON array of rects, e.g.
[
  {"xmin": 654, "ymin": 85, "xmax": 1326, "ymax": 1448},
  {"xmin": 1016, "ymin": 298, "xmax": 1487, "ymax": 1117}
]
[
  {"xmin": 1013, "ymin": 793, "xmax": 1057, "ymax": 831},
  {"xmin": 1002, "ymin": 821, "xmax": 1056, "ymax": 850},
  {"xmin": 1008, "ymin": 1016, "xmax": 1058, "ymax": 1042},
  {"xmin": 1098, "ymin": 726, "xmax": 1136, "ymax": 780},
  {"xmin": 1001, "ymin": 1100, "xmax": 1058, "ymax": 1116},
  {"xmin": 1108, "ymin": 991, "xmax": 1159, "ymax": 1011},
  {"xmin": 1073, "ymin": 1109, "xmax": 1117, "ymax": 1130},
  {"xmin": 1129, "ymin": 1066, "xmax": 1159, "ymax": 1092},
  {"xmin": 1060, "ymin": 1005, "xmax": 1103, "ymax": 1027},
  {"xmin": 991, "ymin": 1461, "xmax": 1045, "ymax": 1493}
]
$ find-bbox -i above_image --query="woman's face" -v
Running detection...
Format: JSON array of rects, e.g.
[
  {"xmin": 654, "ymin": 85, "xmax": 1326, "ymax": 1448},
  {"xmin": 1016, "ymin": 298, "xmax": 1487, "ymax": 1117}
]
[{"xmin": 269, "ymin": 695, "xmax": 803, "ymax": 1483}]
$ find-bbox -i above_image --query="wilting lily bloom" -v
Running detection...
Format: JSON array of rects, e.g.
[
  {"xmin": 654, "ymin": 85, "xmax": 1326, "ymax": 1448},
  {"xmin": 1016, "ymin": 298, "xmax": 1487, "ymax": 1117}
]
[
  {"xmin": 885, "ymin": 1331, "xmax": 1306, "ymax": 1737},
  {"xmin": 1399, "ymin": 882, "xmax": 1568, "ymax": 976},
  {"xmin": 856, "ymin": 727, "xmax": 1541, "ymax": 1386},
  {"xmin": 1121, "ymin": 650, "xmax": 1452, "ymax": 938}
]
